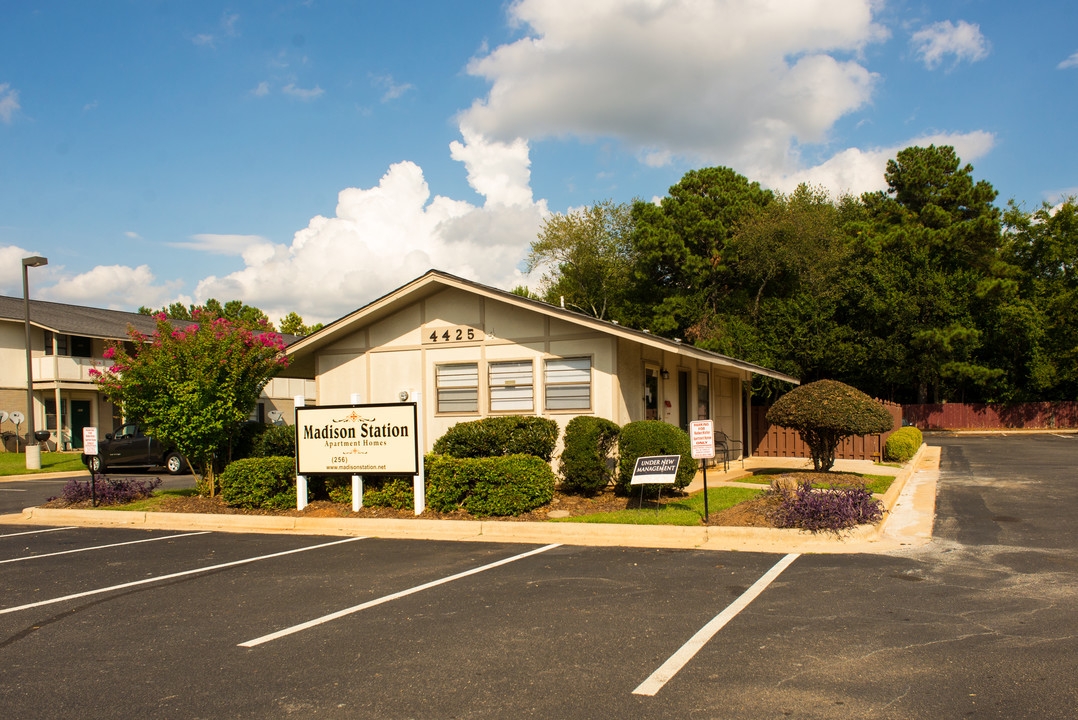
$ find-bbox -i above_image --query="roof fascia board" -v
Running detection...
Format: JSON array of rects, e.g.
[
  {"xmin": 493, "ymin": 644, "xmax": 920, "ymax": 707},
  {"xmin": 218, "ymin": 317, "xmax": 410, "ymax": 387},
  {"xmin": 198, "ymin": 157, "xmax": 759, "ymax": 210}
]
[{"xmin": 286, "ymin": 270, "xmax": 798, "ymax": 384}]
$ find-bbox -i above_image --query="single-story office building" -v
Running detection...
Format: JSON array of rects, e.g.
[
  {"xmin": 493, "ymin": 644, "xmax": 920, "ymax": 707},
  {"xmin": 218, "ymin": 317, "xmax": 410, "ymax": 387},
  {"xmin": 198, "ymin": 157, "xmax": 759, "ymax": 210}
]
[{"xmin": 281, "ymin": 270, "xmax": 799, "ymax": 456}]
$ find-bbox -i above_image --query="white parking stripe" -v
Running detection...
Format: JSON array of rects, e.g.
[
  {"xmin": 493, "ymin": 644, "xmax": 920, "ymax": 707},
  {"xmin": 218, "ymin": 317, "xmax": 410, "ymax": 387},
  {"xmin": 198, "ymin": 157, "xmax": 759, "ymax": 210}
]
[
  {"xmin": 633, "ymin": 553, "xmax": 800, "ymax": 696},
  {"xmin": 0, "ymin": 536, "xmax": 367, "ymax": 616},
  {"xmin": 240, "ymin": 543, "xmax": 562, "ymax": 648},
  {"xmin": 0, "ymin": 526, "xmax": 78, "ymax": 539},
  {"xmin": 0, "ymin": 531, "xmax": 211, "ymax": 564}
]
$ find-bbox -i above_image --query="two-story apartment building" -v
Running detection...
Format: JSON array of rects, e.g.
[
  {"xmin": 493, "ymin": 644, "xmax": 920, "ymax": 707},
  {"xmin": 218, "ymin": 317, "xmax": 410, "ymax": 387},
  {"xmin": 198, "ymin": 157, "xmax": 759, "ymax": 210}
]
[{"xmin": 0, "ymin": 296, "xmax": 313, "ymax": 451}]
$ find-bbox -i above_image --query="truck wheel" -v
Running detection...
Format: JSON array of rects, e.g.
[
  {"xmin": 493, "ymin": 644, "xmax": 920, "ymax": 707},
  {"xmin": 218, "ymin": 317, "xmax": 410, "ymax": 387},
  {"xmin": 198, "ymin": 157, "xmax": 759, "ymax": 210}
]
[
  {"xmin": 88, "ymin": 455, "xmax": 105, "ymax": 474},
  {"xmin": 165, "ymin": 453, "xmax": 184, "ymax": 475}
]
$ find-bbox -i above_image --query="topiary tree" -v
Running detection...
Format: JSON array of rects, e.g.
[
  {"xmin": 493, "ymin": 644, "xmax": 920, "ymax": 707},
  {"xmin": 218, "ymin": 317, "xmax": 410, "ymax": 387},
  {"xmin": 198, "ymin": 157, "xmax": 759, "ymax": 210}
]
[{"xmin": 766, "ymin": 380, "xmax": 893, "ymax": 471}]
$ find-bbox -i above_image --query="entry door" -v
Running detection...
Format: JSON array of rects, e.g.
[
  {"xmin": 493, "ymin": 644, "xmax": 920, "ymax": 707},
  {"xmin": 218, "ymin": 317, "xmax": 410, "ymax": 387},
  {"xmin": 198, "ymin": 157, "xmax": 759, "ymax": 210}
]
[
  {"xmin": 677, "ymin": 370, "xmax": 690, "ymax": 431},
  {"xmin": 644, "ymin": 367, "xmax": 659, "ymax": 420},
  {"xmin": 71, "ymin": 401, "xmax": 91, "ymax": 450}
]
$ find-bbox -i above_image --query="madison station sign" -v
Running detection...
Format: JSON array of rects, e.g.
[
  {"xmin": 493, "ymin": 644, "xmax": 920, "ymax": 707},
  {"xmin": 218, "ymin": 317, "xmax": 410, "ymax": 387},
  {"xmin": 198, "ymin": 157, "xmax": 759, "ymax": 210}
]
[{"xmin": 295, "ymin": 403, "xmax": 419, "ymax": 476}]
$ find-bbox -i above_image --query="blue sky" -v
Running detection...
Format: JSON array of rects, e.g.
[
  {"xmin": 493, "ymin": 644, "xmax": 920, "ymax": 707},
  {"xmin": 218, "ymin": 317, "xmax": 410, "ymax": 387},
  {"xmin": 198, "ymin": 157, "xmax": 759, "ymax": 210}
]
[{"xmin": 2, "ymin": 0, "xmax": 1076, "ymax": 325}]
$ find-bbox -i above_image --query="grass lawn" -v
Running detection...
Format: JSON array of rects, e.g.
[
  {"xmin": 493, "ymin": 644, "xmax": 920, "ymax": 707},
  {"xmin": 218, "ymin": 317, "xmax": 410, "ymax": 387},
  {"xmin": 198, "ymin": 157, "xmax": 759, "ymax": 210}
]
[
  {"xmin": 557, "ymin": 486, "xmax": 763, "ymax": 525},
  {"xmin": 737, "ymin": 470, "xmax": 895, "ymax": 494},
  {"xmin": 0, "ymin": 452, "xmax": 88, "ymax": 476}
]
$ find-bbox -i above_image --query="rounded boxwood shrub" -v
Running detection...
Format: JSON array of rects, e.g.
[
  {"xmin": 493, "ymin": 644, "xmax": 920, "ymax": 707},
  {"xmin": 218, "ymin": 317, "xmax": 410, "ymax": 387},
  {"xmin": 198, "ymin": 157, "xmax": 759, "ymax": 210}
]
[
  {"xmin": 615, "ymin": 420, "xmax": 695, "ymax": 497},
  {"xmin": 432, "ymin": 415, "xmax": 559, "ymax": 461},
  {"xmin": 253, "ymin": 424, "xmax": 296, "ymax": 458},
  {"xmin": 559, "ymin": 416, "xmax": 621, "ymax": 495},
  {"xmin": 427, "ymin": 454, "xmax": 555, "ymax": 516},
  {"xmin": 767, "ymin": 379, "xmax": 893, "ymax": 471},
  {"xmin": 220, "ymin": 456, "xmax": 297, "ymax": 510},
  {"xmin": 884, "ymin": 426, "xmax": 923, "ymax": 463}
]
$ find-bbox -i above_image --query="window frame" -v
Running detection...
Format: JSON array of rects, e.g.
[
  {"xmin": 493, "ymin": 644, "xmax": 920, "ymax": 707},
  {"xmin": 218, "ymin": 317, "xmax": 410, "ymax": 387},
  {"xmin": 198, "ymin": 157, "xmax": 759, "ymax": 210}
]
[
  {"xmin": 435, "ymin": 362, "xmax": 480, "ymax": 415},
  {"xmin": 543, "ymin": 356, "xmax": 593, "ymax": 412},
  {"xmin": 487, "ymin": 359, "xmax": 535, "ymax": 413}
]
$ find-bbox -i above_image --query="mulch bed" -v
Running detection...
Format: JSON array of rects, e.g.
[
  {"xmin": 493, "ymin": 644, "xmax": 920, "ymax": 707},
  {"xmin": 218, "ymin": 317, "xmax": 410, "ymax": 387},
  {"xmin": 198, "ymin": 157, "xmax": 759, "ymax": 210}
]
[{"xmin": 42, "ymin": 470, "xmax": 875, "ymax": 528}]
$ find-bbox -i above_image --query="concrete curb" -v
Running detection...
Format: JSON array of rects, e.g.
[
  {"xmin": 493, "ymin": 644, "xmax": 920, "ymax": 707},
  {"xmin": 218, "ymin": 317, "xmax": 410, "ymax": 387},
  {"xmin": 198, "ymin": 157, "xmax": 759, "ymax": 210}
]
[{"xmin": 2, "ymin": 450, "xmax": 940, "ymax": 555}]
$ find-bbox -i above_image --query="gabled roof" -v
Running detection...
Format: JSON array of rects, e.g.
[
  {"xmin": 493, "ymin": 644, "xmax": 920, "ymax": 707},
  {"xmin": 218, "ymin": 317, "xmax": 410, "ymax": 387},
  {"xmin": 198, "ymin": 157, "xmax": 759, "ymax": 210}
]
[
  {"xmin": 0, "ymin": 295, "xmax": 162, "ymax": 339},
  {"xmin": 285, "ymin": 269, "xmax": 799, "ymax": 384}
]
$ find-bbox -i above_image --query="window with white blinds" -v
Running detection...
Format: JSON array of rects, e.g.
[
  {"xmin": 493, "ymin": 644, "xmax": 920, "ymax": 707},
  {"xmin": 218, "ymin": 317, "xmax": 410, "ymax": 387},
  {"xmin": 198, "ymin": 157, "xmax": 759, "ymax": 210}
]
[
  {"xmin": 489, "ymin": 360, "xmax": 534, "ymax": 412},
  {"xmin": 544, "ymin": 357, "xmax": 591, "ymax": 410},
  {"xmin": 436, "ymin": 363, "xmax": 479, "ymax": 413}
]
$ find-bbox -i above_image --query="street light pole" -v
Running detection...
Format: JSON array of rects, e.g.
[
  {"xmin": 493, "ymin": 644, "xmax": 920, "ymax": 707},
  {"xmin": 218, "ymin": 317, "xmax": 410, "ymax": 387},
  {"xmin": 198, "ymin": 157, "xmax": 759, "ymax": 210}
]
[{"xmin": 22, "ymin": 255, "xmax": 48, "ymax": 470}]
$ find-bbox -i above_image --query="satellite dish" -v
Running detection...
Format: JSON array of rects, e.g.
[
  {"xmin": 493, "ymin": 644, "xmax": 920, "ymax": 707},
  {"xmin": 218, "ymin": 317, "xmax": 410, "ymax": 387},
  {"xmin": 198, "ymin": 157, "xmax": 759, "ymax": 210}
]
[
  {"xmin": 267, "ymin": 410, "xmax": 284, "ymax": 424},
  {"xmin": 0, "ymin": 411, "xmax": 7, "ymax": 423},
  {"xmin": 9, "ymin": 411, "xmax": 24, "ymax": 425}
]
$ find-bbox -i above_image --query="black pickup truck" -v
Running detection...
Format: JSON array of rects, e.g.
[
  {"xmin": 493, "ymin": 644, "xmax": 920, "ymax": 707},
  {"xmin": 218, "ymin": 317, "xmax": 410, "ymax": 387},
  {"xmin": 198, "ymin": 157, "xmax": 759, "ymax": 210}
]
[{"xmin": 82, "ymin": 423, "xmax": 187, "ymax": 475}]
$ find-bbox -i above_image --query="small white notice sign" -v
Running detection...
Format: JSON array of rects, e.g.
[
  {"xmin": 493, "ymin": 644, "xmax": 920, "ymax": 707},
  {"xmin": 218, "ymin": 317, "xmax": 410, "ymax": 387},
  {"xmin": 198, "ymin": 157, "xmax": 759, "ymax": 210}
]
[
  {"xmin": 82, "ymin": 427, "xmax": 98, "ymax": 455},
  {"xmin": 689, "ymin": 420, "xmax": 715, "ymax": 460},
  {"xmin": 630, "ymin": 455, "xmax": 681, "ymax": 485}
]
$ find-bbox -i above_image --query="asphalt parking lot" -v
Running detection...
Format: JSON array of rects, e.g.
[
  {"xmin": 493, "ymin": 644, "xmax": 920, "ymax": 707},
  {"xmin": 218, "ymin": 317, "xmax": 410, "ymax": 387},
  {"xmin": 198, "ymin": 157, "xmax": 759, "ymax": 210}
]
[{"xmin": 1, "ymin": 434, "xmax": 1076, "ymax": 719}]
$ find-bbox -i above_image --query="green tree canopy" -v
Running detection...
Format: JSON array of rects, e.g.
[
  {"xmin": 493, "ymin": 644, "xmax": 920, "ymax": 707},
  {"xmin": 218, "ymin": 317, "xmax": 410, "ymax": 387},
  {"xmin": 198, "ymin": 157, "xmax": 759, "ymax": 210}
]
[
  {"xmin": 526, "ymin": 199, "xmax": 635, "ymax": 320},
  {"xmin": 626, "ymin": 167, "xmax": 773, "ymax": 335}
]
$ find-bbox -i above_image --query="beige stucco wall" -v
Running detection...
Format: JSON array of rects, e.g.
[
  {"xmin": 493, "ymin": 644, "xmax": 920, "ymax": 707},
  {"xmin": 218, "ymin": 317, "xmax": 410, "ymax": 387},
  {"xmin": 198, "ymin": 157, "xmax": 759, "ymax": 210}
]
[{"xmin": 303, "ymin": 288, "xmax": 751, "ymax": 456}]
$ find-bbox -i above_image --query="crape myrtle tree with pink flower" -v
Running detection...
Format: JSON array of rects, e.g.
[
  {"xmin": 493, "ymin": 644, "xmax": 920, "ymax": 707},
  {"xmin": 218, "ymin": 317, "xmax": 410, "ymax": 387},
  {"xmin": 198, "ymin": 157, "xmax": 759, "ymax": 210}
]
[{"xmin": 91, "ymin": 312, "xmax": 289, "ymax": 495}]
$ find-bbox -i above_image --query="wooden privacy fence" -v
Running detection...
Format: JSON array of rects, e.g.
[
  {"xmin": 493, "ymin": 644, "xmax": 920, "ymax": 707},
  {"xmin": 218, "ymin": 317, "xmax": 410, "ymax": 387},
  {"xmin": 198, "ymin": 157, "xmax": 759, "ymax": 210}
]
[
  {"xmin": 750, "ymin": 401, "xmax": 903, "ymax": 462},
  {"xmin": 903, "ymin": 402, "xmax": 1078, "ymax": 430}
]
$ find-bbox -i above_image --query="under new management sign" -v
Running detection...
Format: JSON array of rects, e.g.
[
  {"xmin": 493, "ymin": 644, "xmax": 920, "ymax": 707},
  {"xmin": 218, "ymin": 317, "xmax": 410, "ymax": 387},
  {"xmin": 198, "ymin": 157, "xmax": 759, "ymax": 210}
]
[{"xmin": 295, "ymin": 403, "xmax": 419, "ymax": 476}]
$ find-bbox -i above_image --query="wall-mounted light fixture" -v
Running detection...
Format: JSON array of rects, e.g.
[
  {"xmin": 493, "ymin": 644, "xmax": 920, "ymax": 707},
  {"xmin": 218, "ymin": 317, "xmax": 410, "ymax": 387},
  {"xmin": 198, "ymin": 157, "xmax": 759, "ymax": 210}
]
[{"xmin": 660, "ymin": 368, "xmax": 670, "ymax": 380}]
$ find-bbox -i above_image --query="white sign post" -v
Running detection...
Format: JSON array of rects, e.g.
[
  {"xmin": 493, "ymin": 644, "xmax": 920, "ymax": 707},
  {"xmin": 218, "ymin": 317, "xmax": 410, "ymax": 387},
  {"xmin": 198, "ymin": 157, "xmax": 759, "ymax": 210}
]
[
  {"xmin": 294, "ymin": 395, "xmax": 307, "ymax": 510},
  {"xmin": 350, "ymin": 393, "xmax": 363, "ymax": 512},
  {"xmin": 689, "ymin": 420, "xmax": 715, "ymax": 521}
]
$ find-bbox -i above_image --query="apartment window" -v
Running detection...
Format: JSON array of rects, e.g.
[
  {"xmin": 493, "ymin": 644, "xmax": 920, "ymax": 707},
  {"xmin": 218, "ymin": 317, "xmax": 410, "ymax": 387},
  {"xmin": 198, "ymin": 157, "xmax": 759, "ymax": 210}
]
[
  {"xmin": 44, "ymin": 331, "xmax": 67, "ymax": 356},
  {"xmin": 70, "ymin": 335, "xmax": 92, "ymax": 358},
  {"xmin": 436, "ymin": 363, "xmax": 479, "ymax": 413},
  {"xmin": 42, "ymin": 332, "xmax": 91, "ymax": 358},
  {"xmin": 44, "ymin": 399, "xmax": 58, "ymax": 431},
  {"xmin": 544, "ymin": 357, "xmax": 592, "ymax": 410},
  {"xmin": 489, "ymin": 360, "xmax": 534, "ymax": 412}
]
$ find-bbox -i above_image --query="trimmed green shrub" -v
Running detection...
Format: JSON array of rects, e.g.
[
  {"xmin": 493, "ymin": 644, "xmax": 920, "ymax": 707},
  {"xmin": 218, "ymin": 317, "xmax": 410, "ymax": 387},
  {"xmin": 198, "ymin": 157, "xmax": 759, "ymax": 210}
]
[
  {"xmin": 365, "ymin": 477, "xmax": 415, "ymax": 509},
  {"xmin": 325, "ymin": 475, "xmax": 351, "ymax": 505},
  {"xmin": 615, "ymin": 420, "xmax": 695, "ymax": 497},
  {"xmin": 884, "ymin": 426, "xmax": 923, "ymax": 463},
  {"xmin": 321, "ymin": 454, "xmax": 555, "ymax": 517},
  {"xmin": 253, "ymin": 424, "xmax": 296, "ymax": 457},
  {"xmin": 432, "ymin": 416, "xmax": 559, "ymax": 461},
  {"xmin": 427, "ymin": 454, "xmax": 555, "ymax": 516},
  {"xmin": 767, "ymin": 379, "xmax": 894, "ymax": 471},
  {"xmin": 220, "ymin": 456, "xmax": 297, "ymax": 510},
  {"xmin": 559, "ymin": 416, "xmax": 621, "ymax": 495}
]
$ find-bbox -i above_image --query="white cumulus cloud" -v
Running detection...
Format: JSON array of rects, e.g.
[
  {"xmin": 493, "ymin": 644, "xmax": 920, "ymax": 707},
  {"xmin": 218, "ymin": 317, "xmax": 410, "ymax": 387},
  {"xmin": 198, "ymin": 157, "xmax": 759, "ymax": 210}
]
[
  {"xmin": 459, "ymin": 0, "xmax": 887, "ymax": 174},
  {"xmin": 911, "ymin": 20, "xmax": 989, "ymax": 70},
  {"xmin": 168, "ymin": 234, "xmax": 269, "ymax": 256},
  {"xmin": 191, "ymin": 131, "xmax": 548, "ymax": 325},
  {"xmin": 761, "ymin": 130, "xmax": 997, "ymax": 196},
  {"xmin": 0, "ymin": 83, "xmax": 20, "ymax": 124},
  {"xmin": 38, "ymin": 264, "xmax": 182, "ymax": 311}
]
